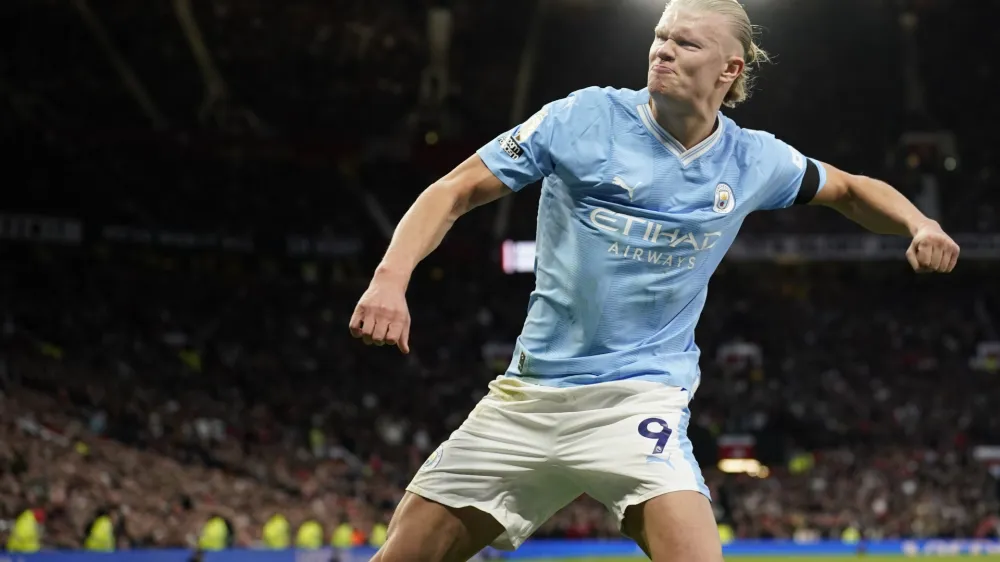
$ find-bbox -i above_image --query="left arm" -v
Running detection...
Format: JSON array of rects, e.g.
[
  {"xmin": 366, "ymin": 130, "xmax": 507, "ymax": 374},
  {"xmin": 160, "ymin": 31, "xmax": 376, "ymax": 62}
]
[{"xmin": 810, "ymin": 162, "xmax": 960, "ymax": 272}]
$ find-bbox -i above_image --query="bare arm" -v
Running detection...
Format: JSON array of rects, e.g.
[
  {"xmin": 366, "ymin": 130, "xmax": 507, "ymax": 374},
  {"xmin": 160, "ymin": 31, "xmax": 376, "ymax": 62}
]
[
  {"xmin": 349, "ymin": 154, "xmax": 510, "ymax": 352},
  {"xmin": 377, "ymin": 154, "xmax": 510, "ymax": 285},
  {"xmin": 810, "ymin": 163, "xmax": 933, "ymax": 236},
  {"xmin": 811, "ymin": 162, "xmax": 960, "ymax": 272}
]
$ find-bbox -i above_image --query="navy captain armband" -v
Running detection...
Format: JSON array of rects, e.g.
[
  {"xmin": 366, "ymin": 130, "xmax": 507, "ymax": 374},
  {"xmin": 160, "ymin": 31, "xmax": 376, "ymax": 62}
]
[{"xmin": 794, "ymin": 159, "xmax": 821, "ymax": 205}]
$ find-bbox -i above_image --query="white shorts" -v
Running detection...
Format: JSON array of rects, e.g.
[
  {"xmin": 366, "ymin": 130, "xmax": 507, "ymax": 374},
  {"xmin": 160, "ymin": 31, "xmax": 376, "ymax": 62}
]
[{"xmin": 406, "ymin": 376, "xmax": 709, "ymax": 550}]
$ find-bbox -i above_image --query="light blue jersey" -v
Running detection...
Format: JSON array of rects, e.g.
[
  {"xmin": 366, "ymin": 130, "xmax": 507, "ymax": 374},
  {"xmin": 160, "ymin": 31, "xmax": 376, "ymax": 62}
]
[{"xmin": 477, "ymin": 86, "xmax": 827, "ymax": 391}]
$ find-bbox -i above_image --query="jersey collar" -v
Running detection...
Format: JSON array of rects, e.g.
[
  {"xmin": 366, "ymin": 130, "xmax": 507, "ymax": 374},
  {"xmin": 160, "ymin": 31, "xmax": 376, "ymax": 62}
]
[{"xmin": 636, "ymin": 98, "xmax": 724, "ymax": 167}]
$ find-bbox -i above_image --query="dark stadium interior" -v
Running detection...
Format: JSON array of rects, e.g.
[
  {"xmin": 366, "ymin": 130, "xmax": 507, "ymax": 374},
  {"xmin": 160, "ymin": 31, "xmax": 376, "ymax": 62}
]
[{"xmin": 2, "ymin": 0, "xmax": 999, "ymax": 554}]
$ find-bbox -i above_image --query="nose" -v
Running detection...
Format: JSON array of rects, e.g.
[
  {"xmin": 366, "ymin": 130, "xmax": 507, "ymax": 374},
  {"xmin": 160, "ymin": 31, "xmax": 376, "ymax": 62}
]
[{"xmin": 655, "ymin": 39, "xmax": 677, "ymax": 62}]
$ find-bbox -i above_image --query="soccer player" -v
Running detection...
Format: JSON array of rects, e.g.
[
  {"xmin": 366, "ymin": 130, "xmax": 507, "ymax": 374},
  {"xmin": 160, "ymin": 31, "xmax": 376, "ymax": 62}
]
[{"xmin": 348, "ymin": 0, "xmax": 960, "ymax": 560}]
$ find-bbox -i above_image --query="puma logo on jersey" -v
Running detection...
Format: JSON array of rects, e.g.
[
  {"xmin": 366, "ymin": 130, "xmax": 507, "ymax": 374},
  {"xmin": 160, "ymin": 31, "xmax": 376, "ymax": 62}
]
[{"xmin": 612, "ymin": 177, "xmax": 641, "ymax": 201}]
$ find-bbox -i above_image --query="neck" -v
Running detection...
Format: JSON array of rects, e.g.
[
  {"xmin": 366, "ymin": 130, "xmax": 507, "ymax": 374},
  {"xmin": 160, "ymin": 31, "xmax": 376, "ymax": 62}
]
[{"xmin": 648, "ymin": 95, "xmax": 718, "ymax": 150}]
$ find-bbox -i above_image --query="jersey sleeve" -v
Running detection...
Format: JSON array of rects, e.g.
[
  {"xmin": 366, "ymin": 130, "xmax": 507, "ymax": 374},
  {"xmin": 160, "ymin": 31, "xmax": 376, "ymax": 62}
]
[
  {"xmin": 753, "ymin": 133, "xmax": 828, "ymax": 211},
  {"xmin": 476, "ymin": 88, "xmax": 602, "ymax": 192}
]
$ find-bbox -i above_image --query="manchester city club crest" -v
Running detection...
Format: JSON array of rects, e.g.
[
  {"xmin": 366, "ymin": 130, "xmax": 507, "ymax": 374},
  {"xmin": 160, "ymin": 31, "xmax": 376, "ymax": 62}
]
[
  {"xmin": 713, "ymin": 183, "xmax": 735, "ymax": 214},
  {"xmin": 421, "ymin": 445, "xmax": 444, "ymax": 471}
]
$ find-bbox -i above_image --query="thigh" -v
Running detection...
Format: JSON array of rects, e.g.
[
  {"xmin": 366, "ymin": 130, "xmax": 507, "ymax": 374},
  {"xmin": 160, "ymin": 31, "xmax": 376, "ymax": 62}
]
[
  {"xmin": 374, "ymin": 492, "xmax": 504, "ymax": 562},
  {"xmin": 622, "ymin": 490, "xmax": 724, "ymax": 562},
  {"xmin": 407, "ymin": 385, "xmax": 583, "ymax": 550}
]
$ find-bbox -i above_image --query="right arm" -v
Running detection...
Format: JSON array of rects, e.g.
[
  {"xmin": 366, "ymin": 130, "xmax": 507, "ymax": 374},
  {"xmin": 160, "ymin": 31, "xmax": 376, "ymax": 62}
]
[
  {"xmin": 377, "ymin": 155, "xmax": 510, "ymax": 285},
  {"xmin": 349, "ymin": 155, "xmax": 509, "ymax": 353},
  {"xmin": 349, "ymin": 88, "xmax": 595, "ymax": 353}
]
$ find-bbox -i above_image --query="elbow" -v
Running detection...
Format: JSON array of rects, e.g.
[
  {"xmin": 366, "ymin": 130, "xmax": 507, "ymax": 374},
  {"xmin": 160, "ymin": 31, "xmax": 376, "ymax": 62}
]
[
  {"xmin": 425, "ymin": 179, "xmax": 474, "ymax": 222},
  {"xmin": 422, "ymin": 154, "xmax": 509, "ymax": 221},
  {"xmin": 840, "ymin": 176, "xmax": 865, "ymax": 211},
  {"xmin": 429, "ymin": 176, "xmax": 505, "ymax": 221},
  {"xmin": 826, "ymin": 173, "xmax": 869, "ymax": 215},
  {"xmin": 841, "ymin": 172, "xmax": 870, "ymax": 198}
]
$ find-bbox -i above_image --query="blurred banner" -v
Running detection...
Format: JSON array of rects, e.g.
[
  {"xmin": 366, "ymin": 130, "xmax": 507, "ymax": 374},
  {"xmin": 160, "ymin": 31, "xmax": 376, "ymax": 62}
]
[
  {"xmin": 101, "ymin": 225, "xmax": 255, "ymax": 253},
  {"xmin": 0, "ymin": 214, "xmax": 363, "ymax": 258},
  {"xmin": 725, "ymin": 233, "xmax": 1000, "ymax": 262},
  {"xmin": 6, "ymin": 540, "xmax": 1000, "ymax": 561},
  {"xmin": 0, "ymin": 214, "xmax": 82, "ymax": 245}
]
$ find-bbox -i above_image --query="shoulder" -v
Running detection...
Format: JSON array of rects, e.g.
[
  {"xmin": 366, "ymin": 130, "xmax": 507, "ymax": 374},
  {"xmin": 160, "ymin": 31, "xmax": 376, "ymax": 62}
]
[
  {"xmin": 550, "ymin": 85, "xmax": 643, "ymax": 117},
  {"xmin": 531, "ymin": 86, "xmax": 628, "ymax": 140},
  {"xmin": 723, "ymin": 119, "xmax": 819, "ymax": 209},
  {"xmin": 566, "ymin": 85, "xmax": 637, "ymax": 104},
  {"xmin": 726, "ymin": 118, "xmax": 771, "ymax": 153},
  {"xmin": 544, "ymin": 86, "xmax": 610, "ymax": 119},
  {"xmin": 726, "ymin": 120, "xmax": 804, "ymax": 167}
]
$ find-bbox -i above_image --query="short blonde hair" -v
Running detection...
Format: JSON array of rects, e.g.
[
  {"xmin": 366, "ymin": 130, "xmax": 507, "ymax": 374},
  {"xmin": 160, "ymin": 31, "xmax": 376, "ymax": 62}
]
[{"xmin": 663, "ymin": 0, "xmax": 770, "ymax": 107}]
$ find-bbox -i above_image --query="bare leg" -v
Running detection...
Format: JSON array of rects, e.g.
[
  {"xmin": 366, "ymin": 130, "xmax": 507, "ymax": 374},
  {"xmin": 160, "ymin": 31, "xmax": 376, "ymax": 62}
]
[
  {"xmin": 622, "ymin": 490, "xmax": 724, "ymax": 562},
  {"xmin": 372, "ymin": 492, "xmax": 505, "ymax": 562}
]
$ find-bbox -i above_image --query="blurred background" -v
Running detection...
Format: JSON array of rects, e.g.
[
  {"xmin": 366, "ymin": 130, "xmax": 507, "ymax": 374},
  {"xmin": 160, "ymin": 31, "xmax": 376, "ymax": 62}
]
[{"xmin": 1, "ymin": 0, "xmax": 999, "ymax": 555}]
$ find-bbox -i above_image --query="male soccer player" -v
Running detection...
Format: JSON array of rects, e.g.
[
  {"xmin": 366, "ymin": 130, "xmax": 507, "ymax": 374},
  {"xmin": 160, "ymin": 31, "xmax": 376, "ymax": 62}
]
[{"xmin": 349, "ymin": 0, "xmax": 960, "ymax": 560}]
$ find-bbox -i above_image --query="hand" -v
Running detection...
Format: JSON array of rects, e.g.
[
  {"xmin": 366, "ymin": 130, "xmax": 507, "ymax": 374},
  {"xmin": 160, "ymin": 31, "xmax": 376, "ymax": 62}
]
[
  {"xmin": 906, "ymin": 223, "xmax": 959, "ymax": 273},
  {"xmin": 348, "ymin": 270, "xmax": 411, "ymax": 353}
]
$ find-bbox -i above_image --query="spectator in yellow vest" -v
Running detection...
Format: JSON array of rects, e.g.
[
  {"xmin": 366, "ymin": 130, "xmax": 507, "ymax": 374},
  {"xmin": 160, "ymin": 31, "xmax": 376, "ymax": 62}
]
[
  {"xmin": 330, "ymin": 518, "xmax": 354, "ymax": 549},
  {"xmin": 198, "ymin": 516, "xmax": 231, "ymax": 551},
  {"xmin": 842, "ymin": 525, "xmax": 862, "ymax": 544},
  {"xmin": 6, "ymin": 509, "xmax": 42, "ymax": 553},
  {"xmin": 717, "ymin": 522, "xmax": 735, "ymax": 545},
  {"xmin": 83, "ymin": 510, "xmax": 117, "ymax": 552},
  {"xmin": 295, "ymin": 520, "xmax": 324, "ymax": 550},
  {"xmin": 262, "ymin": 514, "xmax": 291, "ymax": 549},
  {"xmin": 368, "ymin": 522, "xmax": 388, "ymax": 548}
]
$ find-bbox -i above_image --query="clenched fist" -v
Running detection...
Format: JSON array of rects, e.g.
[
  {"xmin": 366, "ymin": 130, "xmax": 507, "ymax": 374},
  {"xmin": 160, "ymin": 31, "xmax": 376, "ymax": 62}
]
[
  {"xmin": 906, "ymin": 223, "xmax": 960, "ymax": 273},
  {"xmin": 349, "ymin": 272, "xmax": 411, "ymax": 353}
]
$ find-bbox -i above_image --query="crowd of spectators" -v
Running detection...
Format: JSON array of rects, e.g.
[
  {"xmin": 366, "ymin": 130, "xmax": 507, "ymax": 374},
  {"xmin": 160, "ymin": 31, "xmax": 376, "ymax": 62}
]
[{"xmin": 1, "ymin": 249, "xmax": 997, "ymax": 548}]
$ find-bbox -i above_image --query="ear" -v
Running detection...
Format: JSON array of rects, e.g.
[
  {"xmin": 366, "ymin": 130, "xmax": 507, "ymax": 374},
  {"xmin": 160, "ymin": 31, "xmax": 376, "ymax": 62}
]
[{"xmin": 720, "ymin": 56, "xmax": 745, "ymax": 87}]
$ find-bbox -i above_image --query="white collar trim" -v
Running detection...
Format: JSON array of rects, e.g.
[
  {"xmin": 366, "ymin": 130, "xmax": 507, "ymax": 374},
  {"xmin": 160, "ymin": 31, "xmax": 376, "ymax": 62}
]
[{"xmin": 637, "ymin": 101, "xmax": 724, "ymax": 166}]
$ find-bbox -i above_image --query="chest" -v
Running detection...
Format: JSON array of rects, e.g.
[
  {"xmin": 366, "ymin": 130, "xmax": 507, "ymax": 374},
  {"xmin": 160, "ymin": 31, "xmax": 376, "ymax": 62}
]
[{"xmin": 565, "ymin": 130, "xmax": 746, "ymax": 229}]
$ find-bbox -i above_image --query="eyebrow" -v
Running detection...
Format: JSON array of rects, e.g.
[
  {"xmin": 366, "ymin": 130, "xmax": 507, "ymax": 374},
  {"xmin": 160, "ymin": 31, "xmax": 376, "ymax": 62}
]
[{"xmin": 655, "ymin": 22, "xmax": 719, "ymax": 46}]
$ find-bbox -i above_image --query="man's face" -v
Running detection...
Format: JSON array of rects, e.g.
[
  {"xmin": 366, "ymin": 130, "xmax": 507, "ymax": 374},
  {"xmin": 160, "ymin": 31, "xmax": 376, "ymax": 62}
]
[{"xmin": 647, "ymin": 7, "xmax": 743, "ymax": 106}]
